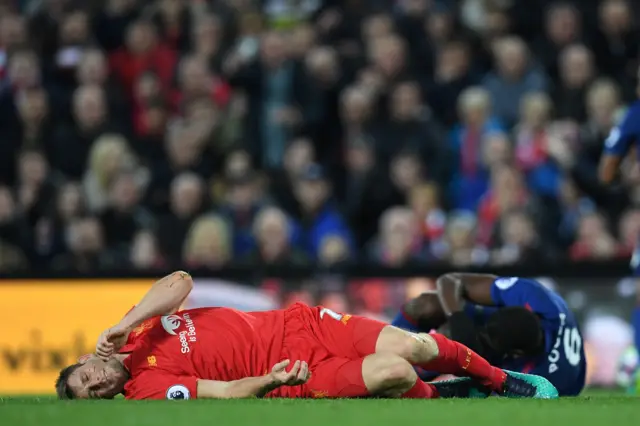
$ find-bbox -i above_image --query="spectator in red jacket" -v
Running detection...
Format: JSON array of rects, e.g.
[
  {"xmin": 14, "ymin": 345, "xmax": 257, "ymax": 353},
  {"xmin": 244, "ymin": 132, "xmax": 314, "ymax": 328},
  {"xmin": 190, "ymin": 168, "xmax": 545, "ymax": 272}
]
[{"xmin": 109, "ymin": 19, "xmax": 177, "ymax": 98}]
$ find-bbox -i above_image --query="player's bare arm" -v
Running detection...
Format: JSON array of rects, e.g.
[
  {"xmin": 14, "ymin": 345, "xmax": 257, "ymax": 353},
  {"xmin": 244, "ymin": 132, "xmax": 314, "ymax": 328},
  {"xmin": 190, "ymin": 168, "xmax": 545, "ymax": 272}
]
[
  {"xmin": 95, "ymin": 271, "xmax": 194, "ymax": 360},
  {"xmin": 197, "ymin": 360, "xmax": 310, "ymax": 399},
  {"xmin": 598, "ymin": 153, "xmax": 621, "ymax": 184},
  {"xmin": 436, "ymin": 273, "xmax": 497, "ymax": 316}
]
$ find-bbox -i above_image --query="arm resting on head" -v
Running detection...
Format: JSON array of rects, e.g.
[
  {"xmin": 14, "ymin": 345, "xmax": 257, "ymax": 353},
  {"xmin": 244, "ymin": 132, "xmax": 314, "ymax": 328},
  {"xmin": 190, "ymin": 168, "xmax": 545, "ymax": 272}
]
[
  {"xmin": 119, "ymin": 271, "xmax": 194, "ymax": 330},
  {"xmin": 436, "ymin": 273, "xmax": 497, "ymax": 316}
]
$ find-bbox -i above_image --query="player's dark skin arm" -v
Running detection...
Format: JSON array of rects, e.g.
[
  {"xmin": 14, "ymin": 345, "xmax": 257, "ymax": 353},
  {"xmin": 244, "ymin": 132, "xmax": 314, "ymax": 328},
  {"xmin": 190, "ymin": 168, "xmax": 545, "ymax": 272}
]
[
  {"xmin": 599, "ymin": 145, "xmax": 637, "ymax": 185},
  {"xmin": 598, "ymin": 154, "xmax": 621, "ymax": 184},
  {"xmin": 436, "ymin": 273, "xmax": 497, "ymax": 316}
]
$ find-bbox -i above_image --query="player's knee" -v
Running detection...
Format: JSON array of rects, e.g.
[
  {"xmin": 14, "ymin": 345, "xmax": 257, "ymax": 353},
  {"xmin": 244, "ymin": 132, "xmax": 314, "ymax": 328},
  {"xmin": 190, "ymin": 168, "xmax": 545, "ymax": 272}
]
[
  {"xmin": 396, "ymin": 332, "xmax": 438, "ymax": 364},
  {"xmin": 375, "ymin": 355, "xmax": 416, "ymax": 389}
]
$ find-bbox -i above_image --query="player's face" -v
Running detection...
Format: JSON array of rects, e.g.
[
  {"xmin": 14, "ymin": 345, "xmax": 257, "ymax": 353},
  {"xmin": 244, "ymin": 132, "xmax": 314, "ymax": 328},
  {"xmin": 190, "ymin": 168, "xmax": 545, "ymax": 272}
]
[{"xmin": 67, "ymin": 357, "xmax": 128, "ymax": 399}]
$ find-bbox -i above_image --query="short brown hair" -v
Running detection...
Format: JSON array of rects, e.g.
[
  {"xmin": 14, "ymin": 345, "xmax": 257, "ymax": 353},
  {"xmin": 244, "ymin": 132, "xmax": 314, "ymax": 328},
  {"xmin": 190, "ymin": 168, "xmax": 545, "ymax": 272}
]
[{"xmin": 55, "ymin": 363, "xmax": 82, "ymax": 400}]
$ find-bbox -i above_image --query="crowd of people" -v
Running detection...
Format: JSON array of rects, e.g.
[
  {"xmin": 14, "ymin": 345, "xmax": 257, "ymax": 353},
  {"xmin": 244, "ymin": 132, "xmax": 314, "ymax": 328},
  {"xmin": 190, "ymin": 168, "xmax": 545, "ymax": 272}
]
[{"xmin": 0, "ymin": 0, "xmax": 639, "ymax": 273}]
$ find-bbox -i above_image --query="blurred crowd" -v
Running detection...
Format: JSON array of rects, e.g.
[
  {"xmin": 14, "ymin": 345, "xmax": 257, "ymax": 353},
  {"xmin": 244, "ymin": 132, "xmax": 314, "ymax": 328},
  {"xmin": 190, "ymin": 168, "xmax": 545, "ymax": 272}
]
[{"xmin": 1, "ymin": 0, "xmax": 640, "ymax": 273}]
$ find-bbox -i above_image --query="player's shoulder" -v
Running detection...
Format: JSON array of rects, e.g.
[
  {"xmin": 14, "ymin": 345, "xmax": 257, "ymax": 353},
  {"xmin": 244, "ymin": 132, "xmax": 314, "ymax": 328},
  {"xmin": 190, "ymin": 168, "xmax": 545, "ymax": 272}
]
[
  {"xmin": 626, "ymin": 100, "xmax": 640, "ymax": 113},
  {"xmin": 492, "ymin": 276, "xmax": 539, "ymax": 290},
  {"xmin": 618, "ymin": 101, "xmax": 640, "ymax": 126}
]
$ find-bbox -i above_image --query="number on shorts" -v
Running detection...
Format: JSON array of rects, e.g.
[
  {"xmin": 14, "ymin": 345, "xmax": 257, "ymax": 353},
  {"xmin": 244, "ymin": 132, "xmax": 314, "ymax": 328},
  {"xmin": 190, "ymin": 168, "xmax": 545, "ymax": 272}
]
[
  {"xmin": 563, "ymin": 327, "xmax": 582, "ymax": 366},
  {"xmin": 320, "ymin": 308, "xmax": 343, "ymax": 321}
]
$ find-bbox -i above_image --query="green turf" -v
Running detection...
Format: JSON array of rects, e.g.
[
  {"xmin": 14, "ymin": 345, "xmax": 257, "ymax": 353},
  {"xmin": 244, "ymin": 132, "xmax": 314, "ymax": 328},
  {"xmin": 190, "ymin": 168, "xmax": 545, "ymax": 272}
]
[{"xmin": 1, "ymin": 393, "xmax": 638, "ymax": 426}]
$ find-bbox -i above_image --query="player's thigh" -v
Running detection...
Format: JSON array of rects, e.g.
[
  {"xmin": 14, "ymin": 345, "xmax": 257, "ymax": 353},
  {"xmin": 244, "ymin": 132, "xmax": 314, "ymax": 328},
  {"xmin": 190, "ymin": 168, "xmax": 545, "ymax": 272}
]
[
  {"xmin": 311, "ymin": 307, "xmax": 387, "ymax": 359},
  {"xmin": 304, "ymin": 357, "xmax": 368, "ymax": 398}
]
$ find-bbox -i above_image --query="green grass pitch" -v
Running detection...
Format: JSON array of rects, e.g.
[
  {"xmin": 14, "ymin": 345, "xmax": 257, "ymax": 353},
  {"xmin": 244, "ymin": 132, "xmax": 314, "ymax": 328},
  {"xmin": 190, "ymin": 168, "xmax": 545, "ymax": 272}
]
[{"xmin": 1, "ymin": 392, "xmax": 638, "ymax": 426}]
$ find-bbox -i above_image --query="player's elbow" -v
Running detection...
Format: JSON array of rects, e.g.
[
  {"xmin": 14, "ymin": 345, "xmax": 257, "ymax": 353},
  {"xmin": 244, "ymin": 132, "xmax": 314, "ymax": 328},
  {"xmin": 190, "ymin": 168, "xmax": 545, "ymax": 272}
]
[
  {"xmin": 171, "ymin": 271, "xmax": 194, "ymax": 292},
  {"xmin": 435, "ymin": 273, "xmax": 458, "ymax": 291}
]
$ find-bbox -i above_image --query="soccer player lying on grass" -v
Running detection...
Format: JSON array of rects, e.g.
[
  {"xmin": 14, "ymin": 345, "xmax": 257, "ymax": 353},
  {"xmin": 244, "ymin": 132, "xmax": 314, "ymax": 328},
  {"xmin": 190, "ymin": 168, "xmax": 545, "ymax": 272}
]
[
  {"xmin": 392, "ymin": 273, "xmax": 585, "ymax": 396},
  {"xmin": 55, "ymin": 271, "xmax": 558, "ymax": 400}
]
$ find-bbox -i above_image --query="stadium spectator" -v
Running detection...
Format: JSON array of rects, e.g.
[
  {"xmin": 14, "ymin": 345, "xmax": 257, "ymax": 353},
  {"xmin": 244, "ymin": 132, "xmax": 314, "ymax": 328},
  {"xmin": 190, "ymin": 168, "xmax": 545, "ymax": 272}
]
[
  {"xmin": 12, "ymin": 86, "xmax": 53, "ymax": 153},
  {"xmin": 570, "ymin": 211, "xmax": 624, "ymax": 260},
  {"xmin": 220, "ymin": 171, "xmax": 265, "ymax": 257},
  {"xmin": 493, "ymin": 209, "xmax": 549, "ymax": 265},
  {"xmin": 269, "ymin": 137, "xmax": 315, "ymax": 218},
  {"xmin": 581, "ymin": 78, "xmax": 623, "ymax": 159},
  {"xmin": 534, "ymin": 2, "xmax": 584, "ymax": 80},
  {"xmin": 369, "ymin": 206, "xmax": 428, "ymax": 266},
  {"xmin": 482, "ymin": 36, "xmax": 548, "ymax": 128},
  {"xmin": 75, "ymin": 48, "xmax": 129, "ymax": 125},
  {"xmin": 318, "ymin": 234, "xmax": 351, "ymax": 266},
  {"xmin": 293, "ymin": 163, "xmax": 353, "ymax": 259},
  {"xmin": 190, "ymin": 14, "xmax": 225, "ymax": 73},
  {"xmin": 51, "ymin": 85, "xmax": 115, "ymax": 179},
  {"xmin": 99, "ymin": 171, "xmax": 153, "ymax": 250},
  {"xmin": 157, "ymin": 172, "xmax": 206, "ymax": 261},
  {"xmin": 0, "ymin": 185, "xmax": 30, "ymax": 260},
  {"xmin": 513, "ymin": 92, "xmax": 560, "ymax": 196},
  {"xmin": 554, "ymin": 44, "xmax": 596, "ymax": 121},
  {"xmin": 225, "ymin": 30, "xmax": 306, "ymax": 168},
  {"xmin": 619, "ymin": 209, "xmax": 640, "ymax": 254},
  {"xmin": 52, "ymin": 216, "xmax": 116, "ymax": 272},
  {"xmin": 303, "ymin": 46, "xmax": 344, "ymax": 166},
  {"xmin": 129, "ymin": 229, "xmax": 165, "ymax": 270},
  {"xmin": 408, "ymin": 182, "xmax": 446, "ymax": 245},
  {"xmin": 182, "ymin": 214, "xmax": 231, "ymax": 269},
  {"xmin": 109, "ymin": 19, "xmax": 177, "ymax": 97},
  {"xmin": 438, "ymin": 211, "xmax": 488, "ymax": 266},
  {"xmin": 425, "ymin": 39, "xmax": 476, "ymax": 127},
  {"xmin": 82, "ymin": 133, "xmax": 146, "ymax": 212},
  {"xmin": 344, "ymin": 137, "xmax": 382, "ymax": 247},
  {"xmin": 556, "ymin": 178, "xmax": 597, "ymax": 247},
  {"xmin": 15, "ymin": 149, "xmax": 56, "ymax": 228},
  {"xmin": 375, "ymin": 80, "xmax": 447, "ymax": 182},
  {"xmin": 450, "ymin": 86, "xmax": 504, "ymax": 210},
  {"xmin": 593, "ymin": 0, "xmax": 639, "ymax": 90},
  {"xmin": 245, "ymin": 206, "xmax": 308, "ymax": 266}
]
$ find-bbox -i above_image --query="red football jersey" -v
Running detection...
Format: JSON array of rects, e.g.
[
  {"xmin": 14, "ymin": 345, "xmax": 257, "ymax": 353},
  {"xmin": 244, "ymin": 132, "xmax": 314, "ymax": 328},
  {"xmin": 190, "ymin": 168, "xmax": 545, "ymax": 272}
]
[{"xmin": 120, "ymin": 307, "xmax": 285, "ymax": 400}]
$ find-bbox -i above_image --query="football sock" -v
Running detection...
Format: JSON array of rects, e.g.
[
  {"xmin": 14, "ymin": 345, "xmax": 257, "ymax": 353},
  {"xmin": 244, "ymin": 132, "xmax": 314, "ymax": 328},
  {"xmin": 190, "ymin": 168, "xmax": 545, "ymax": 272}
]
[
  {"xmin": 391, "ymin": 309, "xmax": 422, "ymax": 333},
  {"xmin": 420, "ymin": 333, "xmax": 506, "ymax": 392},
  {"xmin": 401, "ymin": 379, "xmax": 439, "ymax": 399}
]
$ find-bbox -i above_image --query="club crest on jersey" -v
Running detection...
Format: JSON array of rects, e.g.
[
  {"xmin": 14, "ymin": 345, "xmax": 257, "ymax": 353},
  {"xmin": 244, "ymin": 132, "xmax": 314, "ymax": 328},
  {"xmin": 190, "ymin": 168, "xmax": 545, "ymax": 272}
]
[
  {"xmin": 161, "ymin": 315, "xmax": 182, "ymax": 335},
  {"xmin": 132, "ymin": 320, "xmax": 154, "ymax": 337},
  {"xmin": 147, "ymin": 356, "xmax": 157, "ymax": 367},
  {"xmin": 166, "ymin": 385, "xmax": 190, "ymax": 400}
]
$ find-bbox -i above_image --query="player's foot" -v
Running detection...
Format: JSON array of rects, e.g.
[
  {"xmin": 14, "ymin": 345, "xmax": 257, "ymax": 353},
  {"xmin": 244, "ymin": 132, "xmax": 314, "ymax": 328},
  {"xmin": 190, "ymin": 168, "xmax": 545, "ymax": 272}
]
[
  {"xmin": 499, "ymin": 370, "xmax": 559, "ymax": 399},
  {"xmin": 430, "ymin": 377, "xmax": 490, "ymax": 399}
]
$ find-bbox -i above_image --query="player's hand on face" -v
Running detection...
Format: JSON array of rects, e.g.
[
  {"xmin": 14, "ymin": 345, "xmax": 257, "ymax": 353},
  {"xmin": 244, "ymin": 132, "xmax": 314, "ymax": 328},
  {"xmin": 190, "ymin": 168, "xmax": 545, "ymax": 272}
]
[
  {"xmin": 269, "ymin": 359, "xmax": 311, "ymax": 387},
  {"xmin": 95, "ymin": 324, "xmax": 129, "ymax": 361}
]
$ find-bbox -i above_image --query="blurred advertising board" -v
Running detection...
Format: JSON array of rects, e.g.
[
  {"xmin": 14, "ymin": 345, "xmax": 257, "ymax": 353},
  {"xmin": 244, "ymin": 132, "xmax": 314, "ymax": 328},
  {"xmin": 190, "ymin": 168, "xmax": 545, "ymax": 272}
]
[{"xmin": 0, "ymin": 281, "xmax": 152, "ymax": 395}]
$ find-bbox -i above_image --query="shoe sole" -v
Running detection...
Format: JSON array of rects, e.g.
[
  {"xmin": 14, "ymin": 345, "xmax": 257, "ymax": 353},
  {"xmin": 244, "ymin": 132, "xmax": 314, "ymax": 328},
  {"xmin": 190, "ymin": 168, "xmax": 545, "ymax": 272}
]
[
  {"xmin": 431, "ymin": 377, "xmax": 490, "ymax": 399},
  {"xmin": 502, "ymin": 370, "xmax": 559, "ymax": 399}
]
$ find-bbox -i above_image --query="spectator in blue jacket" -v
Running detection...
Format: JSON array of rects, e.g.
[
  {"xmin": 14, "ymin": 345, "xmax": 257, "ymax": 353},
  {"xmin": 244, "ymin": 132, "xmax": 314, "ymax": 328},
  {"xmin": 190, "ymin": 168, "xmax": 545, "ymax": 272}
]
[
  {"xmin": 449, "ymin": 87, "xmax": 505, "ymax": 210},
  {"xmin": 292, "ymin": 163, "xmax": 354, "ymax": 259}
]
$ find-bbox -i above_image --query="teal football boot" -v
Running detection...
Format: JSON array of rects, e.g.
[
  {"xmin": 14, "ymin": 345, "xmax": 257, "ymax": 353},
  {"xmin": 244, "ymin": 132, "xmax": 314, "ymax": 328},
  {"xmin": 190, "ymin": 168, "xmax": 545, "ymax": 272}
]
[{"xmin": 500, "ymin": 370, "xmax": 559, "ymax": 399}]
